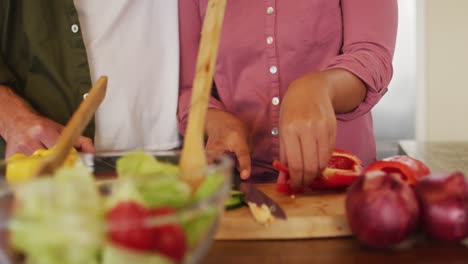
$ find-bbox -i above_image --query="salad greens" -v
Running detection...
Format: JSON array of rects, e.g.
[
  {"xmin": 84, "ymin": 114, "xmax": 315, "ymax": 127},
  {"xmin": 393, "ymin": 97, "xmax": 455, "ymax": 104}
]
[
  {"xmin": 102, "ymin": 244, "xmax": 172, "ymax": 264},
  {"xmin": 10, "ymin": 164, "xmax": 104, "ymax": 264},
  {"xmin": 116, "ymin": 151, "xmax": 180, "ymax": 178},
  {"xmin": 9, "ymin": 150, "xmax": 227, "ymax": 264}
]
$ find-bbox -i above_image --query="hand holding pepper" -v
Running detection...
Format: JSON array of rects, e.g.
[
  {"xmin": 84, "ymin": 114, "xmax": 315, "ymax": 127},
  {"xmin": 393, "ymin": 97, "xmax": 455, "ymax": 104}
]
[
  {"xmin": 278, "ymin": 69, "xmax": 366, "ymax": 191},
  {"xmin": 274, "ymin": 149, "xmax": 363, "ymax": 194}
]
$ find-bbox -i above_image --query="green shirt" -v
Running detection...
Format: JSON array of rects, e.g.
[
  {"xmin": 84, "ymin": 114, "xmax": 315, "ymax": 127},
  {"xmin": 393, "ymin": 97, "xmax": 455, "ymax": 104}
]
[{"xmin": 0, "ymin": 0, "xmax": 94, "ymax": 158}]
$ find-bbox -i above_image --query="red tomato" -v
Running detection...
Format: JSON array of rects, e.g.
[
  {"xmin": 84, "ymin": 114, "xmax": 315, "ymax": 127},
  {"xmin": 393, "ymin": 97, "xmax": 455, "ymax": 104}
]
[
  {"xmin": 149, "ymin": 207, "xmax": 187, "ymax": 262},
  {"xmin": 107, "ymin": 202, "xmax": 187, "ymax": 261},
  {"xmin": 107, "ymin": 201, "xmax": 156, "ymax": 252}
]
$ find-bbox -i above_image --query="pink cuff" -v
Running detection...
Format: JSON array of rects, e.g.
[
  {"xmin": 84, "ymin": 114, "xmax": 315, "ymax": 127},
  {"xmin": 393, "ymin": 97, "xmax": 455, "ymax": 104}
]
[{"xmin": 323, "ymin": 46, "xmax": 393, "ymax": 121}]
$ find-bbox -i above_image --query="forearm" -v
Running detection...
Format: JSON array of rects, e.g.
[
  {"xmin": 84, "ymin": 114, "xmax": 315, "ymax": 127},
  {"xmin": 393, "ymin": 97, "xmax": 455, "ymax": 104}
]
[
  {"xmin": 307, "ymin": 69, "xmax": 367, "ymax": 114},
  {"xmin": 0, "ymin": 85, "xmax": 35, "ymax": 139}
]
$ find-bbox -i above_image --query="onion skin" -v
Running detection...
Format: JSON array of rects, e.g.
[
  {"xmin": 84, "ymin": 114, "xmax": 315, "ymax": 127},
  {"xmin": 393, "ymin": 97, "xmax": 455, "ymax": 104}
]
[
  {"xmin": 345, "ymin": 171, "xmax": 420, "ymax": 248},
  {"xmin": 414, "ymin": 171, "xmax": 468, "ymax": 241}
]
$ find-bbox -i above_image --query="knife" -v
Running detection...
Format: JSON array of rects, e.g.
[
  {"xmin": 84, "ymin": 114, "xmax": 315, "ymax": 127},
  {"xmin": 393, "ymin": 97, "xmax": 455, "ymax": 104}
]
[{"xmin": 233, "ymin": 171, "xmax": 287, "ymax": 220}]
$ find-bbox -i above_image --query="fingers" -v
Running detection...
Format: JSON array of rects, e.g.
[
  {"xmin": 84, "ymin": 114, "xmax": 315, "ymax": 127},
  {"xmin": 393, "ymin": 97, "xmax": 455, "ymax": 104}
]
[
  {"xmin": 316, "ymin": 122, "xmax": 331, "ymax": 172},
  {"xmin": 205, "ymin": 138, "xmax": 226, "ymax": 157},
  {"xmin": 281, "ymin": 117, "xmax": 337, "ymax": 189},
  {"xmin": 6, "ymin": 138, "xmax": 44, "ymax": 158},
  {"xmin": 75, "ymin": 136, "xmax": 95, "ymax": 153},
  {"xmin": 233, "ymin": 140, "xmax": 251, "ymax": 179},
  {"xmin": 277, "ymin": 142, "xmax": 288, "ymax": 184},
  {"xmin": 328, "ymin": 118, "xmax": 337, "ymax": 154},
  {"xmin": 205, "ymin": 137, "xmax": 251, "ymax": 179},
  {"xmin": 300, "ymin": 132, "xmax": 319, "ymax": 187},
  {"xmin": 37, "ymin": 127, "xmax": 61, "ymax": 149},
  {"xmin": 280, "ymin": 131, "xmax": 303, "ymax": 190}
]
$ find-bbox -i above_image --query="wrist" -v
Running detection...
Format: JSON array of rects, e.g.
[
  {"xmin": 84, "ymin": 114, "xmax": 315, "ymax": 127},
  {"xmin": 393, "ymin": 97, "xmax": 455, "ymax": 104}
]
[
  {"xmin": 294, "ymin": 69, "xmax": 366, "ymax": 113},
  {"xmin": 0, "ymin": 85, "xmax": 36, "ymax": 140},
  {"xmin": 294, "ymin": 72, "xmax": 336, "ymax": 103}
]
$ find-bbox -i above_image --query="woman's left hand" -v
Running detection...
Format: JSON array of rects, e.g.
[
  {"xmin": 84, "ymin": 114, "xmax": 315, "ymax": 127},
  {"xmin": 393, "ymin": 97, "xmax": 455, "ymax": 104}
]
[{"xmin": 278, "ymin": 73, "xmax": 337, "ymax": 191}]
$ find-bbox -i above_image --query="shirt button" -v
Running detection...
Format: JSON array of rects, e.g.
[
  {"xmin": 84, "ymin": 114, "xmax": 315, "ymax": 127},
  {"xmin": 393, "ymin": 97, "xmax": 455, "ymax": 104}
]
[
  {"xmin": 267, "ymin": 6, "xmax": 274, "ymax": 15},
  {"xmin": 269, "ymin": 66, "xmax": 278, "ymax": 74},
  {"xmin": 71, "ymin": 24, "xmax": 80, "ymax": 33},
  {"xmin": 266, "ymin": 36, "xmax": 274, "ymax": 45},
  {"xmin": 83, "ymin": 93, "xmax": 88, "ymax": 100},
  {"xmin": 272, "ymin": 97, "xmax": 280, "ymax": 105},
  {"xmin": 271, "ymin": 127, "xmax": 279, "ymax": 136}
]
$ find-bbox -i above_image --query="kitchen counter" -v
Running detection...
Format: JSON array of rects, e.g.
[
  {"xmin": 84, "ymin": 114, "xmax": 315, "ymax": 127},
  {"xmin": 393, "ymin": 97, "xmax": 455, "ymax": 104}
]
[
  {"xmin": 397, "ymin": 140, "xmax": 468, "ymax": 174},
  {"xmin": 203, "ymin": 140, "xmax": 468, "ymax": 264}
]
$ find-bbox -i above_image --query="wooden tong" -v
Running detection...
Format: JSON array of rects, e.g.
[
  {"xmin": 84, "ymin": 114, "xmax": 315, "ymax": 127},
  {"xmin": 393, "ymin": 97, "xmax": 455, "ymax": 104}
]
[{"xmin": 179, "ymin": 0, "xmax": 227, "ymax": 191}]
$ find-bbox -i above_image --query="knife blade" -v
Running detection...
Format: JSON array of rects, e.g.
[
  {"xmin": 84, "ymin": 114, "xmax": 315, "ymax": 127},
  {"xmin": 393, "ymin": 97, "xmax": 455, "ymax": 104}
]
[{"xmin": 233, "ymin": 172, "xmax": 287, "ymax": 220}]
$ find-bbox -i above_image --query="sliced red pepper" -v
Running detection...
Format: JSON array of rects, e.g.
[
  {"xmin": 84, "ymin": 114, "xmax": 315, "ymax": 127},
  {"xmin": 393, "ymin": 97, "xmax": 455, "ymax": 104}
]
[
  {"xmin": 272, "ymin": 160, "xmax": 288, "ymax": 174},
  {"xmin": 273, "ymin": 148, "xmax": 363, "ymax": 194},
  {"xmin": 364, "ymin": 155, "xmax": 430, "ymax": 186}
]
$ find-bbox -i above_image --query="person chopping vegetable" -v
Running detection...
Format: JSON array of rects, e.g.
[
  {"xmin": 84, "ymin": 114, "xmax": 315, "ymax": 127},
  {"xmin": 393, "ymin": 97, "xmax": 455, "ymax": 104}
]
[
  {"xmin": 0, "ymin": 0, "xmax": 181, "ymax": 159},
  {"xmin": 177, "ymin": 0, "xmax": 398, "ymax": 191}
]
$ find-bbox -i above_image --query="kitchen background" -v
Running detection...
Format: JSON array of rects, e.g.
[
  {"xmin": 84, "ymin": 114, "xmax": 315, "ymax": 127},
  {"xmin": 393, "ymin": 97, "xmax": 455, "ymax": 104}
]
[{"xmin": 373, "ymin": 0, "xmax": 468, "ymax": 159}]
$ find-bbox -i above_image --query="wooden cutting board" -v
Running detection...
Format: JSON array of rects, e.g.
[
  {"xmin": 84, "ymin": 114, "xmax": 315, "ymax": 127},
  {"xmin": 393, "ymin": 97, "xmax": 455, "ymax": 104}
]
[{"xmin": 215, "ymin": 184, "xmax": 352, "ymax": 240}]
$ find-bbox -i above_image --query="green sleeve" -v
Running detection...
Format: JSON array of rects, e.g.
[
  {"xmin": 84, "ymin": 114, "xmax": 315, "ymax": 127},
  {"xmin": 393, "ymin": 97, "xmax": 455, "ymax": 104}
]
[
  {"xmin": 0, "ymin": 53, "xmax": 16, "ymax": 88},
  {"xmin": 0, "ymin": 54, "xmax": 12, "ymax": 158},
  {"xmin": 0, "ymin": 0, "xmax": 16, "ymax": 88}
]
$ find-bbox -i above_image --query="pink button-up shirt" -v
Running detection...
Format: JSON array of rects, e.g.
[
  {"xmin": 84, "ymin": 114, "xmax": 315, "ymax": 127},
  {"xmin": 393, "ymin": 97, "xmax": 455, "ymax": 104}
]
[{"xmin": 178, "ymin": 0, "xmax": 397, "ymax": 174}]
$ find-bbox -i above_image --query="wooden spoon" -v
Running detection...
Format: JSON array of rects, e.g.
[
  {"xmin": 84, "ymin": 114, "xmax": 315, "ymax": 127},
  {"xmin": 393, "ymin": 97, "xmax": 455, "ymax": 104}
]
[
  {"xmin": 179, "ymin": 0, "xmax": 227, "ymax": 190},
  {"xmin": 33, "ymin": 76, "xmax": 108, "ymax": 177}
]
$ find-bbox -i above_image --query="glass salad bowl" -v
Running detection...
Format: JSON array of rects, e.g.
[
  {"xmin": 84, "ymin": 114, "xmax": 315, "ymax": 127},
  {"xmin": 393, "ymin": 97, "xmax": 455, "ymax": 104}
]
[{"xmin": 0, "ymin": 150, "xmax": 233, "ymax": 264}]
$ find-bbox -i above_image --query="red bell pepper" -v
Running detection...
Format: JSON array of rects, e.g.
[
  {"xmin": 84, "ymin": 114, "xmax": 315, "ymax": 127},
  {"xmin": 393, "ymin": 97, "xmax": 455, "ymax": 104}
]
[
  {"xmin": 273, "ymin": 149, "xmax": 364, "ymax": 194},
  {"xmin": 364, "ymin": 155, "xmax": 430, "ymax": 186}
]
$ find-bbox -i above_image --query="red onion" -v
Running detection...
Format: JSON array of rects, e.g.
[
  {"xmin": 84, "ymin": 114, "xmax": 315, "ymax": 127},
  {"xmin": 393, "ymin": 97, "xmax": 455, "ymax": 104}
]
[
  {"xmin": 414, "ymin": 171, "xmax": 468, "ymax": 241},
  {"xmin": 345, "ymin": 171, "xmax": 420, "ymax": 248}
]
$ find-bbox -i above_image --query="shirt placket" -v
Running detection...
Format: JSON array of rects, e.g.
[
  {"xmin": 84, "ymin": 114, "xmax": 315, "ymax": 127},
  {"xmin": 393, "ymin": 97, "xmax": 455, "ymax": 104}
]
[
  {"xmin": 65, "ymin": 0, "xmax": 95, "ymax": 135},
  {"xmin": 265, "ymin": 1, "xmax": 280, "ymax": 160}
]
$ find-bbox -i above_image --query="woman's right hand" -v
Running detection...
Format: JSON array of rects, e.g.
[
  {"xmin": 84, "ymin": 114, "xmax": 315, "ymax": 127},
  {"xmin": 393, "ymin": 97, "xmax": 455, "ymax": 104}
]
[{"xmin": 205, "ymin": 109, "xmax": 252, "ymax": 179}]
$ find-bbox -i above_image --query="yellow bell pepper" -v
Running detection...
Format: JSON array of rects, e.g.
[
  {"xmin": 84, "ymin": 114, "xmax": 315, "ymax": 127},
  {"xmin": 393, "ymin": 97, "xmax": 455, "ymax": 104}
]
[{"xmin": 6, "ymin": 147, "xmax": 80, "ymax": 185}]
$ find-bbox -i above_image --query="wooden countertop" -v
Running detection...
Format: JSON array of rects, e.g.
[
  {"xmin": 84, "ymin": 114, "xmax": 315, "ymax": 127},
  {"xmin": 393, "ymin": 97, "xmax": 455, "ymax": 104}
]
[{"xmin": 203, "ymin": 140, "xmax": 468, "ymax": 264}]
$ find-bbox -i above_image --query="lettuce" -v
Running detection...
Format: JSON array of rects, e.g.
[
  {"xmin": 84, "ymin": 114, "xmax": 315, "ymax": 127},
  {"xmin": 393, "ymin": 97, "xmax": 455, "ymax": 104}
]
[
  {"xmin": 10, "ymin": 165, "xmax": 104, "ymax": 264},
  {"xmin": 182, "ymin": 207, "xmax": 218, "ymax": 247},
  {"xmin": 138, "ymin": 176, "xmax": 191, "ymax": 208},
  {"xmin": 116, "ymin": 151, "xmax": 179, "ymax": 178},
  {"xmin": 193, "ymin": 173, "xmax": 225, "ymax": 201},
  {"xmin": 102, "ymin": 244, "xmax": 172, "ymax": 264}
]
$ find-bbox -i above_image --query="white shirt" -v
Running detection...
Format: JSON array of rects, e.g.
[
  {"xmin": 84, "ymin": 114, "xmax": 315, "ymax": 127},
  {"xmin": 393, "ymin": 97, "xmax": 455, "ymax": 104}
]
[{"xmin": 74, "ymin": 0, "xmax": 181, "ymax": 152}]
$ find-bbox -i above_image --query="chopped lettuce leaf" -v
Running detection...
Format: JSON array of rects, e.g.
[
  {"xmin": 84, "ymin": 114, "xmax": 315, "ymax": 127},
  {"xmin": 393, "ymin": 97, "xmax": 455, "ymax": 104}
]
[
  {"xmin": 105, "ymin": 179, "xmax": 146, "ymax": 210},
  {"xmin": 138, "ymin": 176, "xmax": 191, "ymax": 208},
  {"xmin": 116, "ymin": 151, "xmax": 179, "ymax": 178},
  {"xmin": 10, "ymin": 165, "xmax": 104, "ymax": 264},
  {"xmin": 182, "ymin": 207, "xmax": 217, "ymax": 247},
  {"xmin": 193, "ymin": 173, "xmax": 225, "ymax": 201},
  {"xmin": 102, "ymin": 244, "xmax": 172, "ymax": 264}
]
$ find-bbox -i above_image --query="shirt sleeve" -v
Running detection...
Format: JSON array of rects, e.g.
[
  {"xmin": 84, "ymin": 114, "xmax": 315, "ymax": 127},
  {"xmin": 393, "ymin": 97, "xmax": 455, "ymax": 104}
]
[
  {"xmin": 0, "ymin": 53, "xmax": 16, "ymax": 88},
  {"xmin": 0, "ymin": 3, "xmax": 16, "ymax": 88},
  {"xmin": 177, "ymin": 0, "xmax": 226, "ymax": 135},
  {"xmin": 322, "ymin": 0, "xmax": 398, "ymax": 121}
]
